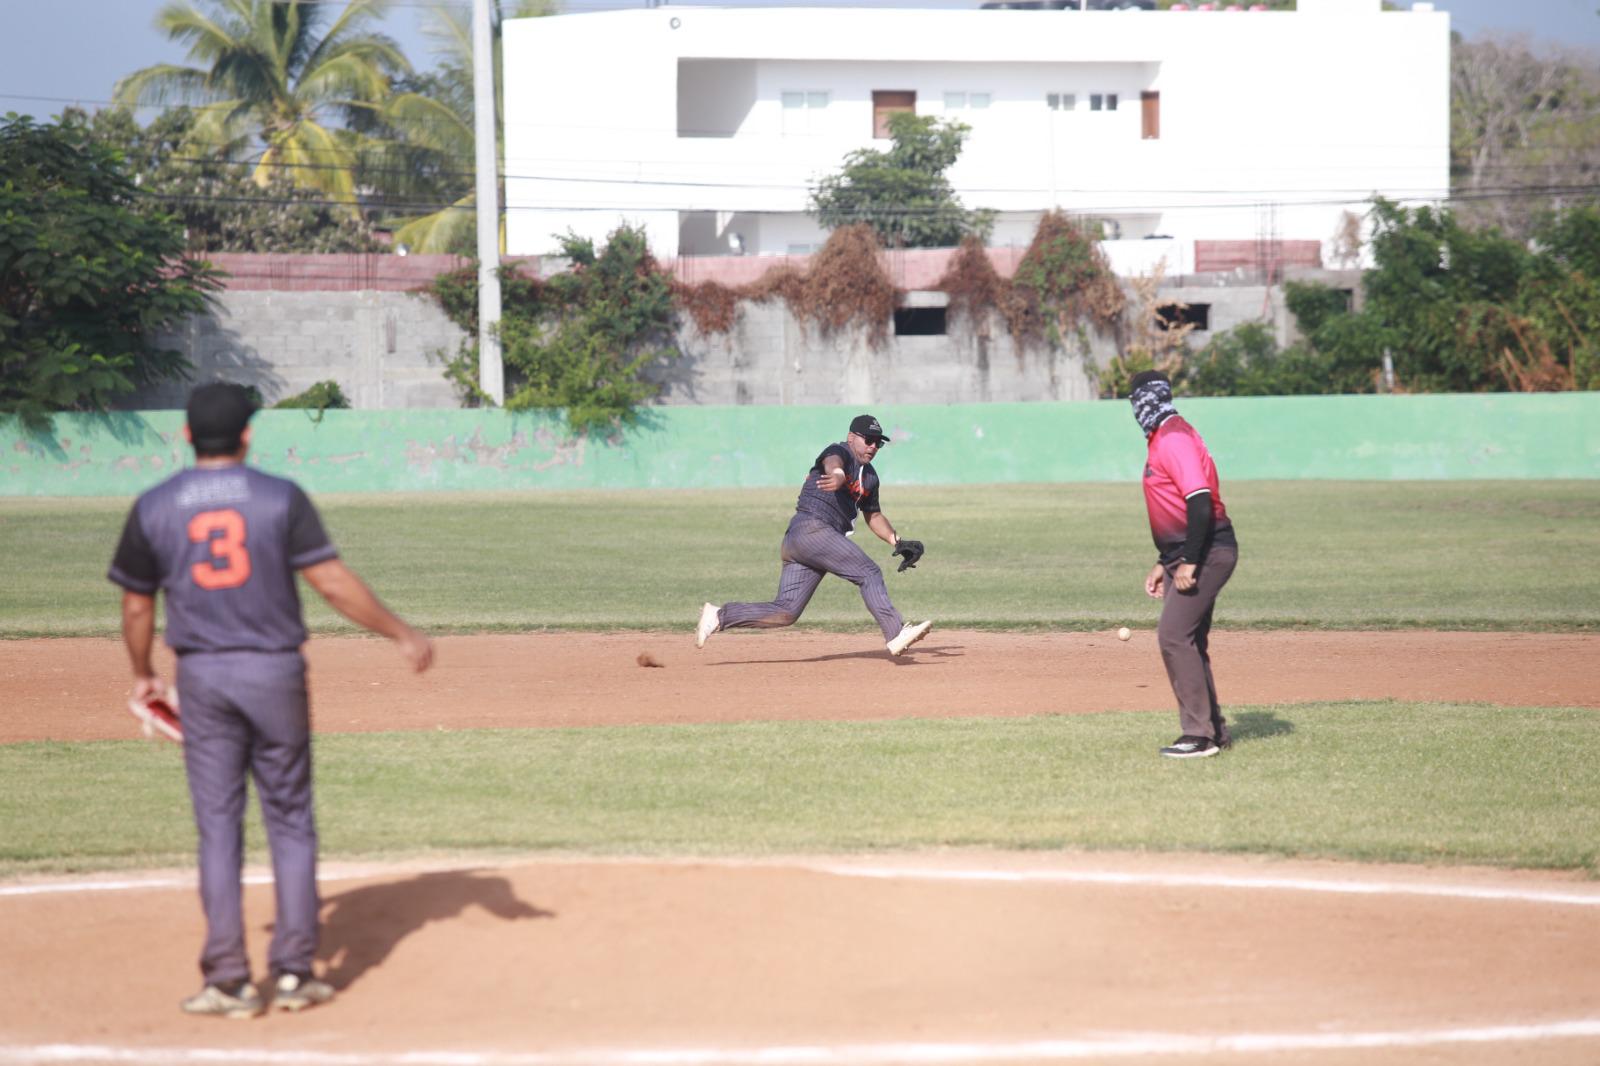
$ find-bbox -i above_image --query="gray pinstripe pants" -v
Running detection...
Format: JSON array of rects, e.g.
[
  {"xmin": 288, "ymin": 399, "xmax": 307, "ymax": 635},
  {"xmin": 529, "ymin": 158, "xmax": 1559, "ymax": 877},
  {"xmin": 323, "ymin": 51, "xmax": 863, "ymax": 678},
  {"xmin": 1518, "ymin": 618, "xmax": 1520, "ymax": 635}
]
[
  {"xmin": 719, "ymin": 514, "xmax": 905, "ymax": 640},
  {"xmin": 178, "ymin": 650, "xmax": 318, "ymax": 985}
]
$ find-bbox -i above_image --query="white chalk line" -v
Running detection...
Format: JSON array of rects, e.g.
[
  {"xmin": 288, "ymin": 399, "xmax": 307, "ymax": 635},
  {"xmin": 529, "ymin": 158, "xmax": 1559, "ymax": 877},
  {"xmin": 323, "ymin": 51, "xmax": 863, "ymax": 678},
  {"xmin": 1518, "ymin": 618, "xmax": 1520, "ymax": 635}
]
[
  {"xmin": 6, "ymin": 858, "xmax": 1600, "ymax": 908},
  {"xmin": 5, "ymin": 1021, "xmax": 1600, "ymax": 1064},
  {"xmin": 812, "ymin": 865, "xmax": 1600, "ymax": 907},
  {"xmin": 0, "ymin": 869, "xmax": 371, "ymax": 898}
]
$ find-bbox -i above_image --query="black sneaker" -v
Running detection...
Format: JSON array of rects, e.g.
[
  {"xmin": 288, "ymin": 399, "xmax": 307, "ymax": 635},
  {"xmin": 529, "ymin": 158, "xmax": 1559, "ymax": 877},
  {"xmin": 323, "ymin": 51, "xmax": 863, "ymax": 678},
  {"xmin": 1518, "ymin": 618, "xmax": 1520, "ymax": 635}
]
[
  {"xmin": 1216, "ymin": 724, "xmax": 1233, "ymax": 749},
  {"xmin": 1160, "ymin": 735, "xmax": 1220, "ymax": 759}
]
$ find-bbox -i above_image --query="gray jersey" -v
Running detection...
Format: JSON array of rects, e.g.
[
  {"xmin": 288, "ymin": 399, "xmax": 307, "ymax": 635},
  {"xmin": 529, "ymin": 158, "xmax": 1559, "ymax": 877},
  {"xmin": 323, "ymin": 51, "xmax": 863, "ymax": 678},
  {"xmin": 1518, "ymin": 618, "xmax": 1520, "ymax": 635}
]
[
  {"xmin": 794, "ymin": 442, "xmax": 882, "ymax": 533},
  {"xmin": 108, "ymin": 466, "xmax": 338, "ymax": 654}
]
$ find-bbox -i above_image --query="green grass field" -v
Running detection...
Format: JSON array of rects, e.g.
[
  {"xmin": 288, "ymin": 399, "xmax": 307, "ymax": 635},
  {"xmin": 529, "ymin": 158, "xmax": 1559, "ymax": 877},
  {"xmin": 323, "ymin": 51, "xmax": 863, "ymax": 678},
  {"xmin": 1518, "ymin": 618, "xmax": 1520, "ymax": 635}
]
[
  {"xmin": 3, "ymin": 702, "xmax": 1597, "ymax": 878},
  {"xmin": 3, "ymin": 481, "xmax": 1599, "ymax": 635},
  {"xmin": 3, "ymin": 481, "xmax": 1598, "ymax": 877}
]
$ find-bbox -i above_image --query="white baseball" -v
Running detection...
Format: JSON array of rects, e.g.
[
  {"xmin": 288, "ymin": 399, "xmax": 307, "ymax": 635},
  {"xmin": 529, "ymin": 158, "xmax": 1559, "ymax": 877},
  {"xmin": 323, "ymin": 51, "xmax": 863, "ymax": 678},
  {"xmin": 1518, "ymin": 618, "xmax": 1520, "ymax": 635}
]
[{"xmin": 1117, "ymin": 627, "xmax": 1132, "ymax": 642}]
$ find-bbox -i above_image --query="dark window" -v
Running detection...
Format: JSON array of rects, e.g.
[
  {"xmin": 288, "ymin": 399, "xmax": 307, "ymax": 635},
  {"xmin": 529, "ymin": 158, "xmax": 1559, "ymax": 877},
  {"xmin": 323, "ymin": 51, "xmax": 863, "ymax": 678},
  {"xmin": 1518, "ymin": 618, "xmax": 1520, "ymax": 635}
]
[
  {"xmin": 1336, "ymin": 288, "xmax": 1355, "ymax": 311},
  {"xmin": 894, "ymin": 307, "xmax": 947, "ymax": 336},
  {"xmin": 1156, "ymin": 303, "xmax": 1210, "ymax": 332},
  {"xmin": 873, "ymin": 90, "xmax": 916, "ymax": 138},
  {"xmin": 1141, "ymin": 91, "xmax": 1159, "ymax": 139}
]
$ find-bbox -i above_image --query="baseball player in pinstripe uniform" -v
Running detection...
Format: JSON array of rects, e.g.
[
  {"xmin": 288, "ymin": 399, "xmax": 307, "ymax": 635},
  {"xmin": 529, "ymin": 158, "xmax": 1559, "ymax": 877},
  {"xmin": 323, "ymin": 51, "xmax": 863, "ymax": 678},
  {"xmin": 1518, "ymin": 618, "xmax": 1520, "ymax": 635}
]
[
  {"xmin": 1129, "ymin": 371, "xmax": 1239, "ymax": 759},
  {"xmin": 108, "ymin": 383, "xmax": 434, "ymax": 1018},
  {"xmin": 696, "ymin": 414, "xmax": 932, "ymax": 656}
]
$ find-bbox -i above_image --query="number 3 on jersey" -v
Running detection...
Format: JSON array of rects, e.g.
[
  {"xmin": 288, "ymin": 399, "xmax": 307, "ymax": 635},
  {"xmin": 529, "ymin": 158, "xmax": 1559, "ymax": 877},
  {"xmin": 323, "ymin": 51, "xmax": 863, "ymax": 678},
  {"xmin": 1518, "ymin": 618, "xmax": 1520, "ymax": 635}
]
[{"xmin": 188, "ymin": 508, "xmax": 252, "ymax": 589}]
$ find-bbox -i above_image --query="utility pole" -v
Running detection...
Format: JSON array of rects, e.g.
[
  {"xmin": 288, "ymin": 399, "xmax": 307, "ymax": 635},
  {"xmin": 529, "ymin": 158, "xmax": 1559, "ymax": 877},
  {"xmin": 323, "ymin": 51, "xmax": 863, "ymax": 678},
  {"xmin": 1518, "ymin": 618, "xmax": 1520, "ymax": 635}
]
[{"xmin": 472, "ymin": 0, "xmax": 504, "ymax": 404}]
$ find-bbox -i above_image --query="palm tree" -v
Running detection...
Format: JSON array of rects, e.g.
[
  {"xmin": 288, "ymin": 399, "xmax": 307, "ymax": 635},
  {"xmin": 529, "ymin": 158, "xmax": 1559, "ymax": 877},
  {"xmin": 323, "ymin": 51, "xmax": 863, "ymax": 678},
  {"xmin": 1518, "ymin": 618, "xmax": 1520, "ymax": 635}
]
[
  {"xmin": 114, "ymin": 0, "xmax": 408, "ymax": 209},
  {"xmin": 378, "ymin": 0, "xmax": 554, "ymax": 253}
]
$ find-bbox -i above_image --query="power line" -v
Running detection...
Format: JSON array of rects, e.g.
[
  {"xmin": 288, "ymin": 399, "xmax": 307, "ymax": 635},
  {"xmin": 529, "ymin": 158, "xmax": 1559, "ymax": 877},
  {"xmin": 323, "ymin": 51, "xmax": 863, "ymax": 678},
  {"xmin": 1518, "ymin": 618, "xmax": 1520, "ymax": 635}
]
[{"xmin": 121, "ymin": 180, "xmax": 1599, "ymax": 218}]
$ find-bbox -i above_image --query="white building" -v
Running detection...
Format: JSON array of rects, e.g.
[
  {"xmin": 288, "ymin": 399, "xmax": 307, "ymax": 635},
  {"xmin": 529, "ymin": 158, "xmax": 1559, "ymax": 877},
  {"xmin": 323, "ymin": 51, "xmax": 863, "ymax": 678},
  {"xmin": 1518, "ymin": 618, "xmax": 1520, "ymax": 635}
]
[{"xmin": 502, "ymin": 0, "xmax": 1449, "ymax": 273}]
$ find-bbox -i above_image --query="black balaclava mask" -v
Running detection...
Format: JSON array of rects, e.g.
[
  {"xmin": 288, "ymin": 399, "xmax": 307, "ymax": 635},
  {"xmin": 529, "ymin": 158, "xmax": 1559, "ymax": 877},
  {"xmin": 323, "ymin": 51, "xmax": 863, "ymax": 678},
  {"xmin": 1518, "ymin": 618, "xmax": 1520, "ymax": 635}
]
[{"xmin": 1129, "ymin": 375, "xmax": 1178, "ymax": 436}]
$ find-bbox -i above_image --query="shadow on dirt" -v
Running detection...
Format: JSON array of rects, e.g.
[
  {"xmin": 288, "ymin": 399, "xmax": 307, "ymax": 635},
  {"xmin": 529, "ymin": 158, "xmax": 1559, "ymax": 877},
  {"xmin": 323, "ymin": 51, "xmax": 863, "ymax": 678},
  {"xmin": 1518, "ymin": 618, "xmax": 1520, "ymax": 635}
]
[
  {"xmin": 709, "ymin": 642, "xmax": 964, "ymax": 666},
  {"xmin": 315, "ymin": 869, "xmax": 553, "ymax": 989}
]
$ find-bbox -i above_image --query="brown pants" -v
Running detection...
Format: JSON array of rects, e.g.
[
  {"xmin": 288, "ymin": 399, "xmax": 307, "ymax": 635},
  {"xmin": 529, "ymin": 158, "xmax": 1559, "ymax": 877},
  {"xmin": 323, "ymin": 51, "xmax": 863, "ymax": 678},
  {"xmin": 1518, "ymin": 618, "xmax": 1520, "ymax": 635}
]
[{"xmin": 1157, "ymin": 545, "xmax": 1238, "ymax": 741}]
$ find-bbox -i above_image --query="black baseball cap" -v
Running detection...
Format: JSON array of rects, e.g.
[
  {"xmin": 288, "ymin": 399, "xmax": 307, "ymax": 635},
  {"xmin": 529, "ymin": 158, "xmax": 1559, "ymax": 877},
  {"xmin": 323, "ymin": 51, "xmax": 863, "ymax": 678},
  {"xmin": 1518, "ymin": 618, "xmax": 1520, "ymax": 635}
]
[
  {"xmin": 186, "ymin": 382, "xmax": 258, "ymax": 452},
  {"xmin": 849, "ymin": 414, "xmax": 889, "ymax": 444}
]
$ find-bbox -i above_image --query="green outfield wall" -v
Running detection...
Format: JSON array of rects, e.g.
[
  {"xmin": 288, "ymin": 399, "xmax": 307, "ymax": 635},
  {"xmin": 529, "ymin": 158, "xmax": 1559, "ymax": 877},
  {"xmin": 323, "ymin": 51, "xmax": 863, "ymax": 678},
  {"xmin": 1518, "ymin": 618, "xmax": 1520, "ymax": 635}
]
[{"xmin": 3, "ymin": 394, "xmax": 1597, "ymax": 497}]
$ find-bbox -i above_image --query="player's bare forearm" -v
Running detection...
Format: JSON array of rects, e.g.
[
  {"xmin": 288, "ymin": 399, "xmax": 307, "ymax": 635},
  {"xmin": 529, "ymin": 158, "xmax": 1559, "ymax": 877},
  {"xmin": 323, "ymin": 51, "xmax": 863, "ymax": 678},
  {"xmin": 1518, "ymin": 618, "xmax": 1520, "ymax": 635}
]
[
  {"xmin": 120, "ymin": 591, "xmax": 157, "ymax": 680},
  {"xmin": 865, "ymin": 511, "xmax": 898, "ymax": 546},
  {"xmin": 301, "ymin": 559, "xmax": 434, "ymax": 671}
]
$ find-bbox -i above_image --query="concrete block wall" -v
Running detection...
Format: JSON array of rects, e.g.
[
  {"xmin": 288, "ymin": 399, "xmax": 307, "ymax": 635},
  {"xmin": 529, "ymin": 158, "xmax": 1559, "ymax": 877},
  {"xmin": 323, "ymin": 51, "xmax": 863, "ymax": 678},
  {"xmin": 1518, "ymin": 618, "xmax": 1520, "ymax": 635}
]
[
  {"xmin": 652, "ymin": 297, "xmax": 1111, "ymax": 407},
  {"xmin": 125, "ymin": 290, "xmax": 465, "ymax": 410},
  {"xmin": 122, "ymin": 277, "xmax": 1298, "ymax": 411}
]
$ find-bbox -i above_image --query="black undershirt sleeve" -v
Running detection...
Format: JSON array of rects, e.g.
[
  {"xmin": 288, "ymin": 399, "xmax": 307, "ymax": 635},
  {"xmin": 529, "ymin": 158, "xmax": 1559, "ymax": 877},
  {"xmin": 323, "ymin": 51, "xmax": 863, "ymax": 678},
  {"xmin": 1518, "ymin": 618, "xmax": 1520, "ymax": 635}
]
[{"xmin": 1181, "ymin": 490, "xmax": 1214, "ymax": 565}]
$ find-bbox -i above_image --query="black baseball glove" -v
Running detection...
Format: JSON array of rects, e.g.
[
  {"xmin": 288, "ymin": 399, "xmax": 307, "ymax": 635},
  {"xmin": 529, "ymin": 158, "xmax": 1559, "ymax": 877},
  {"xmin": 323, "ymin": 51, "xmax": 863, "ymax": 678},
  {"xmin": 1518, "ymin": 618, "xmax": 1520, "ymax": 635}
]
[{"xmin": 892, "ymin": 539, "xmax": 925, "ymax": 572}]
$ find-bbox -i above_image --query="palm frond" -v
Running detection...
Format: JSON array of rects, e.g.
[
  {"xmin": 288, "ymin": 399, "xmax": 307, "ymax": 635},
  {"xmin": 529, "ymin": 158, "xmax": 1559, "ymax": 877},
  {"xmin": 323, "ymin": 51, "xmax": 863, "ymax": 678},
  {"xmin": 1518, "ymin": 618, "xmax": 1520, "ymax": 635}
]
[
  {"xmin": 112, "ymin": 65, "xmax": 218, "ymax": 109},
  {"xmin": 280, "ymin": 120, "xmax": 361, "ymax": 207},
  {"xmin": 152, "ymin": 1, "xmax": 248, "ymax": 65},
  {"xmin": 391, "ymin": 191, "xmax": 477, "ymax": 254},
  {"xmin": 298, "ymin": 49, "xmax": 394, "ymax": 107},
  {"xmin": 382, "ymin": 91, "xmax": 471, "ymax": 156}
]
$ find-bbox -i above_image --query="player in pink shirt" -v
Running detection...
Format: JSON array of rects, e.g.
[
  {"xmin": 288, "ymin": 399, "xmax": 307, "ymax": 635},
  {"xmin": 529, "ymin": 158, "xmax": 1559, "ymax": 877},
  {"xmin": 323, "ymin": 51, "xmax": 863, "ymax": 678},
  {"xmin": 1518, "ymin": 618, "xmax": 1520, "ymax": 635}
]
[{"xmin": 1129, "ymin": 371, "xmax": 1239, "ymax": 758}]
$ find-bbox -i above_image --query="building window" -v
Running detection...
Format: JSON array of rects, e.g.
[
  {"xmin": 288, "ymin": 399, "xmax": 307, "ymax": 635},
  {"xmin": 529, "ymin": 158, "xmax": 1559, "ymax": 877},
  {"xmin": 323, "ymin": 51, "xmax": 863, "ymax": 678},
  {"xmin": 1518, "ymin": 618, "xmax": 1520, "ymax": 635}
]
[
  {"xmin": 1090, "ymin": 93, "xmax": 1119, "ymax": 112},
  {"xmin": 1141, "ymin": 91, "xmax": 1160, "ymax": 139},
  {"xmin": 1157, "ymin": 303, "xmax": 1211, "ymax": 332},
  {"xmin": 873, "ymin": 90, "xmax": 916, "ymax": 138},
  {"xmin": 782, "ymin": 90, "xmax": 829, "ymax": 135},
  {"xmin": 944, "ymin": 91, "xmax": 992, "ymax": 112},
  {"xmin": 894, "ymin": 307, "xmax": 947, "ymax": 337},
  {"xmin": 1047, "ymin": 92, "xmax": 1077, "ymax": 111}
]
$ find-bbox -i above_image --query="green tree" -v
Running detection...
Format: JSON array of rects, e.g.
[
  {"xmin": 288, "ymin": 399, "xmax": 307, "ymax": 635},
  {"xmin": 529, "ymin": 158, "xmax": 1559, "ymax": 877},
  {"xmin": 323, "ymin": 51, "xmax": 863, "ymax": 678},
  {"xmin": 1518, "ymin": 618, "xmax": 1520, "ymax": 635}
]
[
  {"xmin": 1, "ymin": 114, "xmax": 220, "ymax": 424},
  {"xmin": 82, "ymin": 106, "xmax": 379, "ymax": 252},
  {"xmin": 371, "ymin": 1, "xmax": 556, "ymax": 253},
  {"xmin": 113, "ymin": 0, "xmax": 408, "ymax": 210},
  {"xmin": 1196, "ymin": 201, "xmax": 1600, "ymax": 397},
  {"xmin": 430, "ymin": 225, "xmax": 679, "ymax": 433},
  {"xmin": 809, "ymin": 113, "xmax": 994, "ymax": 249}
]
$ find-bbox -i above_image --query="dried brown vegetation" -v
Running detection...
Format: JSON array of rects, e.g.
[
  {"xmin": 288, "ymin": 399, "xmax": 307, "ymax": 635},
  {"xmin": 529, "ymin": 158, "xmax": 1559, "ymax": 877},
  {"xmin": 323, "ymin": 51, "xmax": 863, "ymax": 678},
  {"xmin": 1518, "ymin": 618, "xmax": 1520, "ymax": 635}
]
[{"xmin": 671, "ymin": 225, "xmax": 901, "ymax": 347}]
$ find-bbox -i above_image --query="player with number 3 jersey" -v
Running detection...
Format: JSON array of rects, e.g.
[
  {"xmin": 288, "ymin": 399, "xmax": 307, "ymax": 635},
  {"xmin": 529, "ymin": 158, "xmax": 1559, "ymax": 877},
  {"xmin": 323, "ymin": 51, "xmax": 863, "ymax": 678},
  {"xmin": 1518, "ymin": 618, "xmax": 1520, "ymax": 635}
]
[{"xmin": 108, "ymin": 383, "xmax": 433, "ymax": 1019}]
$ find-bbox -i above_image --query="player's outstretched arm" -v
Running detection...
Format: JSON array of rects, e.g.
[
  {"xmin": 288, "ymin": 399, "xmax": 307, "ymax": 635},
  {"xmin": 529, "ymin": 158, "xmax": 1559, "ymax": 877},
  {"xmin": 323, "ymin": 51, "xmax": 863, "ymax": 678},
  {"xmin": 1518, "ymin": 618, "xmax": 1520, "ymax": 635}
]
[
  {"xmin": 864, "ymin": 510, "xmax": 898, "ymax": 546},
  {"xmin": 300, "ymin": 559, "xmax": 434, "ymax": 672}
]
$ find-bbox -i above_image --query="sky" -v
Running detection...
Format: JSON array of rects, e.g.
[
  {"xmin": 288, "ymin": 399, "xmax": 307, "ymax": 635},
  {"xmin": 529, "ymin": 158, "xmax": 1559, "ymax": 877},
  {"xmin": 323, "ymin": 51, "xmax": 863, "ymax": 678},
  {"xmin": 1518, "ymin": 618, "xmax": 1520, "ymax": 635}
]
[{"xmin": 0, "ymin": 0, "xmax": 1597, "ymax": 119}]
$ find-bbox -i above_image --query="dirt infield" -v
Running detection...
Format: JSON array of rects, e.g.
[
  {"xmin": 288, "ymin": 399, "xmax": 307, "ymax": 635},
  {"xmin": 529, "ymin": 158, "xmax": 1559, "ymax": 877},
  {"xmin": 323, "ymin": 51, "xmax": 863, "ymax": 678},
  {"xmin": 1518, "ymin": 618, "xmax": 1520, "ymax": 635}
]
[
  {"xmin": 5, "ymin": 629, "xmax": 1600, "ymax": 1064},
  {"xmin": 6, "ymin": 628, "xmax": 1598, "ymax": 743}
]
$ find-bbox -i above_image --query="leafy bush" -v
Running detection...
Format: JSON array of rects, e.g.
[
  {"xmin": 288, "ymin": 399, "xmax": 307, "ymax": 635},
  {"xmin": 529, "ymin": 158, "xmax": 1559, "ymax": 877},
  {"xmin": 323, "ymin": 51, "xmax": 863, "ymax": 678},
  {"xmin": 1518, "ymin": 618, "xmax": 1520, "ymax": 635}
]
[
  {"xmin": 273, "ymin": 380, "xmax": 351, "ymax": 411},
  {"xmin": 502, "ymin": 227, "xmax": 678, "ymax": 432},
  {"xmin": 0, "ymin": 113, "xmax": 220, "ymax": 426},
  {"xmin": 1180, "ymin": 322, "xmax": 1329, "ymax": 397},
  {"xmin": 431, "ymin": 226, "xmax": 679, "ymax": 434},
  {"xmin": 1006, "ymin": 211, "xmax": 1126, "ymax": 353},
  {"xmin": 1185, "ymin": 201, "xmax": 1600, "ymax": 397}
]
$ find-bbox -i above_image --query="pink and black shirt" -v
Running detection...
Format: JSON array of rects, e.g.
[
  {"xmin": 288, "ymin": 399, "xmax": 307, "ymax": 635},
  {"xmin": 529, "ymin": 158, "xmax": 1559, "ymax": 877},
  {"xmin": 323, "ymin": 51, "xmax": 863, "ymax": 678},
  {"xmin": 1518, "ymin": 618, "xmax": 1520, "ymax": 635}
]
[{"xmin": 1143, "ymin": 416, "xmax": 1236, "ymax": 565}]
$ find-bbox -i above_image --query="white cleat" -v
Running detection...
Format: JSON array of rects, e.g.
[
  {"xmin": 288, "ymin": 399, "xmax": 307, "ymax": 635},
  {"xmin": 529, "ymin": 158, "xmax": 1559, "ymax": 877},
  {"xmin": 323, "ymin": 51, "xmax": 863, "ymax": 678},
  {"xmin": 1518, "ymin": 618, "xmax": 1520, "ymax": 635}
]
[
  {"xmin": 695, "ymin": 602, "xmax": 721, "ymax": 649},
  {"xmin": 887, "ymin": 620, "xmax": 933, "ymax": 657}
]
